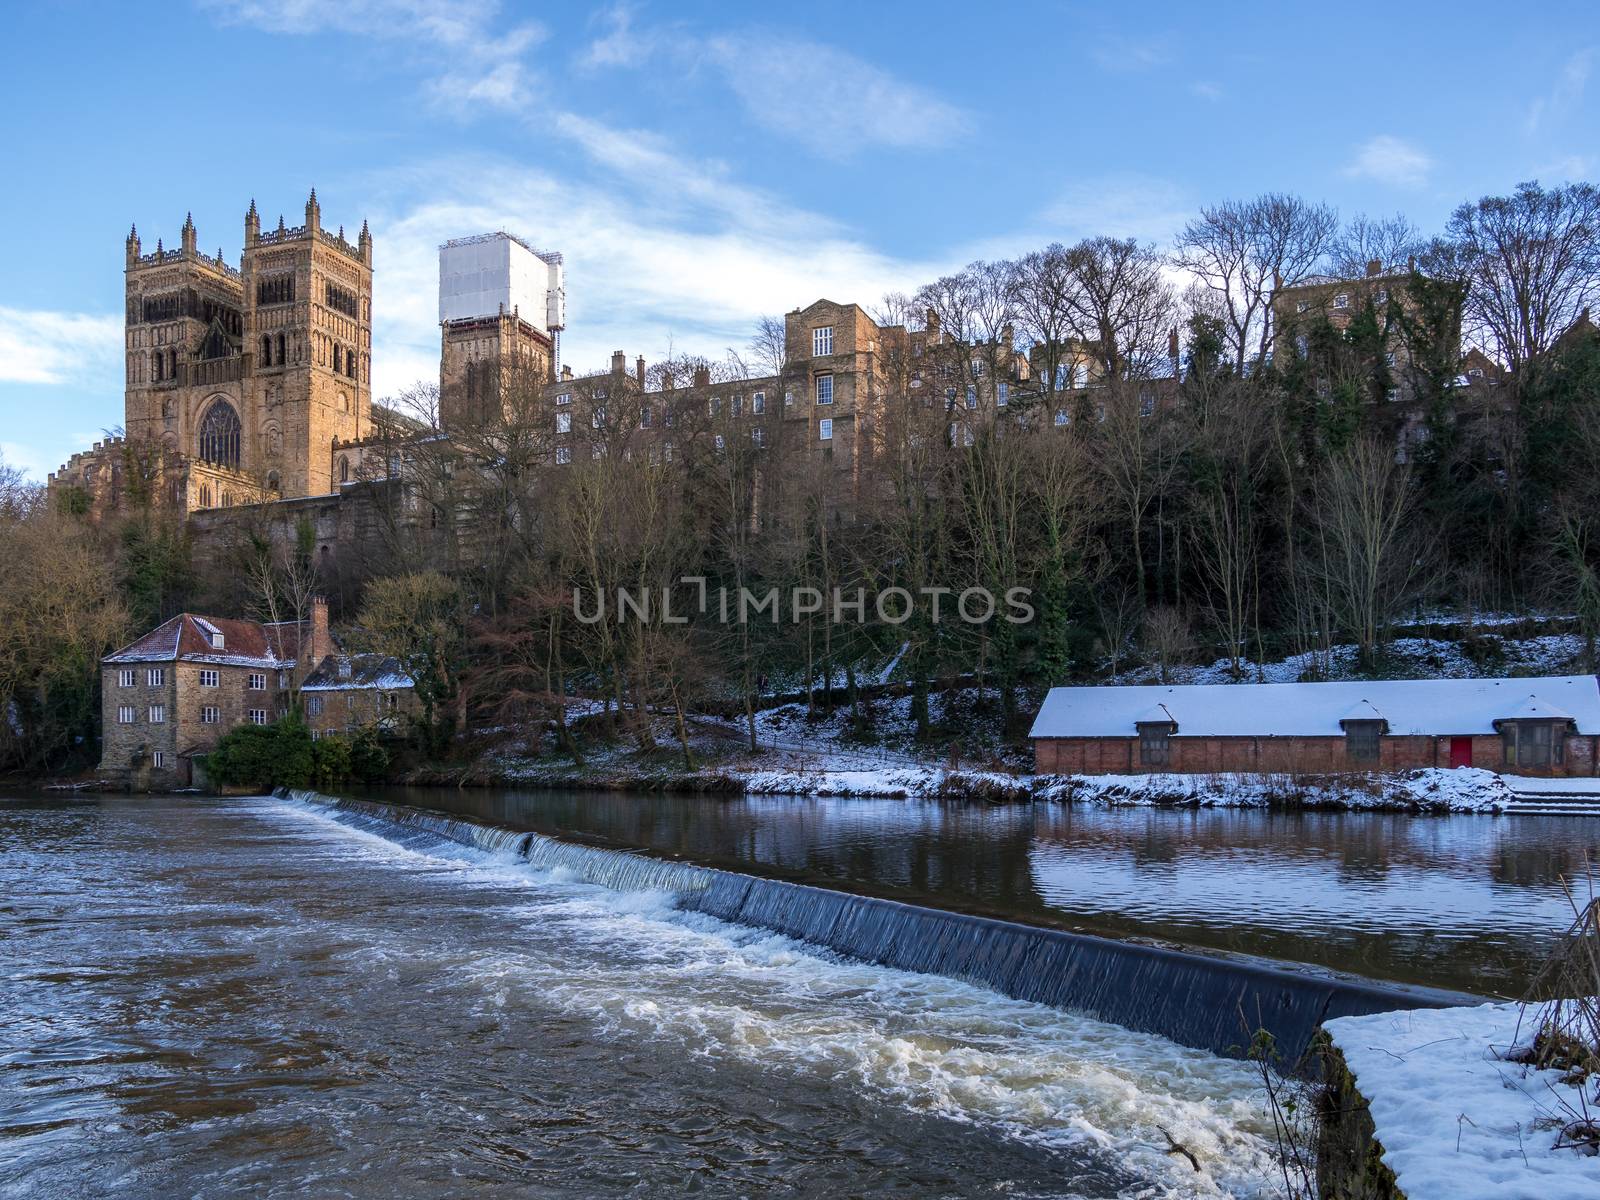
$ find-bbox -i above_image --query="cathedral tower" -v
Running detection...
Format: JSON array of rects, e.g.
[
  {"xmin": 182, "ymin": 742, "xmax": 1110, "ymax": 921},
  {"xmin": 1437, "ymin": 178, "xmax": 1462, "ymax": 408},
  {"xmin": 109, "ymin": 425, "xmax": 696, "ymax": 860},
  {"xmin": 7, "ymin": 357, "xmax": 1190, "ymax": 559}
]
[{"xmin": 120, "ymin": 192, "xmax": 373, "ymax": 503}]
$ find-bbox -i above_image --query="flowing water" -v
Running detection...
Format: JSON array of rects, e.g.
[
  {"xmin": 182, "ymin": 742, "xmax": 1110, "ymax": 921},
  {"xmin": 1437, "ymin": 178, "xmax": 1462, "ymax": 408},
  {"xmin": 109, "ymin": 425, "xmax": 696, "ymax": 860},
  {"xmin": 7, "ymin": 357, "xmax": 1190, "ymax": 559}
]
[
  {"xmin": 1, "ymin": 794, "xmax": 1282, "ymax": 1199},
  {"xmin": 366, "ymin": 787, "xmax": 1600, "ymax": 997}
]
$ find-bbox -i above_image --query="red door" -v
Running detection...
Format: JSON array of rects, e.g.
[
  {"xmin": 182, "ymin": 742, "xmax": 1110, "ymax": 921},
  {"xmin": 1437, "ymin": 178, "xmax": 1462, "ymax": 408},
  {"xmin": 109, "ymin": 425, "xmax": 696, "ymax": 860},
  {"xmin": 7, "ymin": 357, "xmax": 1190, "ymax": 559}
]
[{"xmin": 1449, "ymin": 737, "xmax": 1473, "ymax": 769}]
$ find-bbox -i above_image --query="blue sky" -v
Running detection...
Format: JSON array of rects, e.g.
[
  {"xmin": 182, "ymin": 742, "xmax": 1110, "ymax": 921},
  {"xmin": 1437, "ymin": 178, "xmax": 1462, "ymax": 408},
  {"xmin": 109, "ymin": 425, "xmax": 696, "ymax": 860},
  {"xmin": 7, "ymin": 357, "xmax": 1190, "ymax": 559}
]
[{"xmin": 1, "ymin": 0, "xmax": 1594, "ymax": 480}]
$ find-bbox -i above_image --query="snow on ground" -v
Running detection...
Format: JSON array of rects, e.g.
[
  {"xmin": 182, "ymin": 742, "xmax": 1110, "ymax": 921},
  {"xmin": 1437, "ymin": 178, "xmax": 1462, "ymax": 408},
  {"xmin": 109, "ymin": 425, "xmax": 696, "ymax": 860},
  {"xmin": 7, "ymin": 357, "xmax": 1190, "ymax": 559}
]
[
  {"xmin": 1324, "ymin": 1001, "xmax": 1597, "ymax": 1200},
  {"xmin": 1034, "ymin": 767, "xmax": 1513, "ymax": 812},
  {"xmin": 1116, "ymin": 633, "xmax": 1586, "ymax": 687}
]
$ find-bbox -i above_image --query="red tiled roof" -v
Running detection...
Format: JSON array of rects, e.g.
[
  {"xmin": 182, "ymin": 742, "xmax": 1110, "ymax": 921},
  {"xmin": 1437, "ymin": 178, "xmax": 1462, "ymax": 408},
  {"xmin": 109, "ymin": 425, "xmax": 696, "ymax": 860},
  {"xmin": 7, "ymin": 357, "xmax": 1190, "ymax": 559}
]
[{"xmin": 104, "ymin": 613, "xmax": 302, "ymax": 668}]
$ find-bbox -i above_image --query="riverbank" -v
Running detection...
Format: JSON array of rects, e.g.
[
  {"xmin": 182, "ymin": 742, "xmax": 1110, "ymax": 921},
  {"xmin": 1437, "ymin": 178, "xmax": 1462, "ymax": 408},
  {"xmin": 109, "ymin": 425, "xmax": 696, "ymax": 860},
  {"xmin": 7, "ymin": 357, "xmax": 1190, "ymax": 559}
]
[{"xmin": 427, "ymin": 723, "xmax": 1522, "ymax": 811}]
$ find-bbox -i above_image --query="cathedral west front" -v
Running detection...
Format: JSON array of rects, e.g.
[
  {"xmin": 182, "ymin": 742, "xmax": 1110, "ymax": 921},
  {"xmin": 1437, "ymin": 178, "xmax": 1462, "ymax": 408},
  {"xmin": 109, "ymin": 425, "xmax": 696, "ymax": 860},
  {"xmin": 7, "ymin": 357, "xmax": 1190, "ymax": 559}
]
[{"xmin": 54, "ymin": 191, "xmax": 373, "ymax": 514}]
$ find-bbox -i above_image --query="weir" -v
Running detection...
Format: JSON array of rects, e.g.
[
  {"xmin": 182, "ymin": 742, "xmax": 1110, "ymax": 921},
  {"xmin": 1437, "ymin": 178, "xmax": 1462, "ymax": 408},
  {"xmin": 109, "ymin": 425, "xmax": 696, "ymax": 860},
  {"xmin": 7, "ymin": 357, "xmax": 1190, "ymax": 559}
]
[{"xmin": 280, "ymin": 789, "xmax": 1479, "ymax": 1063}]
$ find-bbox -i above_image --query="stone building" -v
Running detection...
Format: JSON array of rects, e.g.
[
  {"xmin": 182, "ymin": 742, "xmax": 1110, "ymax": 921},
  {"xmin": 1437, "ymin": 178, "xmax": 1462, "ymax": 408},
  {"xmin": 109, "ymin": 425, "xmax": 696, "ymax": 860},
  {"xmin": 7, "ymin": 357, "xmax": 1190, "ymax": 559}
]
[
  {"xmin": 1030, "ymin": 676, "xmax": 1600, "ymax": 778},
  {"xmin": 99, "ymin": 612, "xmax": 311, "ymax": 789},
  {"xmin": 98, "ymin": 596, "xmax": 414, "ymax": 788},
  {"xmin": 52, "ymin": 191, "xmax": 373, "ymax": 513}
]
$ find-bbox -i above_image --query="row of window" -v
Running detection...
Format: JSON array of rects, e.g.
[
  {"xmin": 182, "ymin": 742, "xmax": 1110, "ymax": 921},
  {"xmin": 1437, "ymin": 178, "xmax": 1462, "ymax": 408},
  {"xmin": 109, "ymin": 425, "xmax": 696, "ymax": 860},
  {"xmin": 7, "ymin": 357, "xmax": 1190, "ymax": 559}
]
[
  {"xmin": 117, "ymin": 705, "xmax": 268, "ymax": 725},
  {"xmin": 117, "ymin": 668, "xmax": 268, "ymax": 689},
  {"xmin": 1132, "ymin": 722, "xmax": 1569, "ymax": 768}
]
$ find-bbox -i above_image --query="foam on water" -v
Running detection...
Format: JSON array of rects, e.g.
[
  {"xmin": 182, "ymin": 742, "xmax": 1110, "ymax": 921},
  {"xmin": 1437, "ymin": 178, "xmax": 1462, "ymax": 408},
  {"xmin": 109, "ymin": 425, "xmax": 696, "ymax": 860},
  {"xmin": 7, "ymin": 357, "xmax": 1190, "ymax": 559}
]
[{"xmin": 263, "ymin": 793, "xmax": 1283, "ymax": 1198}]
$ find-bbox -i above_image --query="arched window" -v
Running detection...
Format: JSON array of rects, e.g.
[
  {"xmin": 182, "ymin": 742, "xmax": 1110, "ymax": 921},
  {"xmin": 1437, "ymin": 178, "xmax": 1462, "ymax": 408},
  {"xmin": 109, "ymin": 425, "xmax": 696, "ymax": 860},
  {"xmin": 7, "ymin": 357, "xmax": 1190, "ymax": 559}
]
[
  {"xmin": 333, "ymin": 345, "xmax": 342, "ymax": 373},
  {"xmin": 348, "ymin": 347, "xmax": 358, "ymax": 379},
  {"xmin": 199, "ymin": 484, "xmax": 212, "ymax": 508},
  {"xmin": 261, "ymin": 335, "xmax": 272, "ymax": 365},
  {"xmin": 197, "ymin": 399, "xmax": 241, "ymax": 468},
  {"xmin": 276, "ymin": 333, "xmax": 285, "ymax": 365},
  {"xmin": 338, "ymin": 391, "xmax": 349, "ymax": 413},
  {"xmin": 152, "ymin": 351, "xmax": 162, "ymax": 382},
  {"xmin": 338, "ymin": 456, "xmax": 350, "ymax": 483},
  {"xmin": 168, "ymin": 349, "xmax": 178, "ymax": 380},
  {"xmin": 266, "ymin": 470, "xmax": 280, "ymax": 493}
]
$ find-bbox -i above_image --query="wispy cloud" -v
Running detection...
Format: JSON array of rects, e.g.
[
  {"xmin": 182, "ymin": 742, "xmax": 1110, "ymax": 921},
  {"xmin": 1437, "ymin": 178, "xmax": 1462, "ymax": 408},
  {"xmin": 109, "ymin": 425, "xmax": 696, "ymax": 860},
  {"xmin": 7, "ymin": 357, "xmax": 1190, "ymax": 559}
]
[
  {"xmin": 1190, "ymin": 81, "xmax": 1223, "ymax": 101},
  {"xmin": 1342, "ymin": 135, "xmax": 1433, "ymax": 189},
  {"xmin": 704, "ymin": 33, "xmax": 971, "ymax": 156},
  {"xmin": 0, "ymin": 306, "xmax": 121, "ymax": 386},
  {"xmin": 1525, "ymin": 46, "xmax": 1595, "ymax": 134},
  {"xmin": 1091, "ymin": 36, "xmax": 1173, "ymax": 73},
  {"xmin": 203, "ymin": 0, "xmax": 546, "ymax": 112},
  {"xmin": 577, "ymin": 14, "xmax": 970, "ymax": 157},
  {"xmin": 1039, "ymin": 175, "xmax": 1193, "ymax": 245},
  {"xmin": 579, "ymin": 3, "xmax": 658, "ymax": 70}
]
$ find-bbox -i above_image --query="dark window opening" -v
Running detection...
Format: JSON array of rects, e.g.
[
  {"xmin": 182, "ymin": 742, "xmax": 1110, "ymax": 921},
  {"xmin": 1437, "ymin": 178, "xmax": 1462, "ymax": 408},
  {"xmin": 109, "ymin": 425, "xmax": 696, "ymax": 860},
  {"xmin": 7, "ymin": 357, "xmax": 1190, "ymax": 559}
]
[
  {"xmin": 1502, "ymin": 721, "xmax": 1566, "ymax": 769},
  {"xmin": 1138, "ymin": 722, "xmax": 1174, "ymax": 767},
  {"xmin": 1345, "ymin": 720, "xmax": 1383, "ymax": 763}
]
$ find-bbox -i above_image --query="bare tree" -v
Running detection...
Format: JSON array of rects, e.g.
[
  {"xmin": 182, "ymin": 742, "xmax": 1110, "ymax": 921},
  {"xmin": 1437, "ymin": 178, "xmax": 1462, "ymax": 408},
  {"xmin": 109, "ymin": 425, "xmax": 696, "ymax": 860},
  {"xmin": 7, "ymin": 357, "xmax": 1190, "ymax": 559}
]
[
  {"xmin": 1330, "ymin": 213, "xmax": 1425, "ymax": 278},
  {"xmin": 1302, "ymin": 437, "xmax": 1432, "ymax": 667},
  {"xmin": 1174, "ymin": 193, "xmax": 1338, "ymax": 373},
  {"xmin": 1437, "ymin": 180, "xmax": 1600, "ymax": 374},
  {"xmin": 1063, "ymin": 236, "xmax": 1177, "ymax": 381},
  {"xmin": 1141, "ymin": 606, "xmax": 1193, "ymax": 683}
]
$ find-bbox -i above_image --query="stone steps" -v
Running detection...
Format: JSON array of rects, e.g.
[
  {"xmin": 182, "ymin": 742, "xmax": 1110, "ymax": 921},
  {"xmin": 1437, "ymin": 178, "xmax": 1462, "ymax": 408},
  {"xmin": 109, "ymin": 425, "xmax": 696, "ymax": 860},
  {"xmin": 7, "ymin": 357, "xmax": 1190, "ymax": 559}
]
[{"xmin": 1503, "ymin": 789, "xmax": 1600, "ymax": 816}]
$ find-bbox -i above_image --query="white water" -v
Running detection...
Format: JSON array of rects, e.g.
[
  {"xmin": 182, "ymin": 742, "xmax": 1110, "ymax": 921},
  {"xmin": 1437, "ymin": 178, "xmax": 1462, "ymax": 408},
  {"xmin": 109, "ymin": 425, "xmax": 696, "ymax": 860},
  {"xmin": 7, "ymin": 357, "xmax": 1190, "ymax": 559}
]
[{"xmin": 264, "ymin": 796, "xmax": 1283, "ymax": 1199}]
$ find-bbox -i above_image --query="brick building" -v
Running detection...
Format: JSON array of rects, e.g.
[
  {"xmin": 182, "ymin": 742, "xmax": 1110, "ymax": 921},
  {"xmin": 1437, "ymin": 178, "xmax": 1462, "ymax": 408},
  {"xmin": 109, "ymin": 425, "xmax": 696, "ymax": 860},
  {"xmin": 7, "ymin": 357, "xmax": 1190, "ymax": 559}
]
[{"xmin": 1030, "ymin": 676, "xmax": 1600, "ymax": 778}]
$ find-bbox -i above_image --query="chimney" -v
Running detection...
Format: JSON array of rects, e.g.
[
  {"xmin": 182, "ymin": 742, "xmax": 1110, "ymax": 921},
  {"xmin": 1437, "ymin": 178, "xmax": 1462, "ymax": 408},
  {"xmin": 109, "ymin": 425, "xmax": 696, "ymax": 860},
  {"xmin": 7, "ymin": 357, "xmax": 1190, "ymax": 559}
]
[
  {"xmin": 693, "ymin": 365, "xmax": 711, "ymax": 387},
  {"xmin": 308, "ymin": 595, "xmax": 332, "ymax": 667},
  {"xmin": 1000, "ymin": 323, "xmax": 1014, "ymax": 348},
  {"xmin": 925, "ymin": 307, "xmax": 940, "ymax": 337},
  {"xmin": 611, "ymin": 350, "xmax": 627, "ymax": 375},
  {"xmin": 1168, "ymin": 327, "xmax": 1180, "ymax": 361},
  {"xmin": 636, "ymin": 355, "xmax": 646, "ymax": 388},
  {"xmin": 561, "ymin": 364, "xmax": 573, "ymax": 380},
  {"xmin": 1366, "ymin": 258, "xmax": 1382, "ymax": 278},
  {"xmin": 1407, "ymin": 254, "xmax": 1417, "ymax": 273}
]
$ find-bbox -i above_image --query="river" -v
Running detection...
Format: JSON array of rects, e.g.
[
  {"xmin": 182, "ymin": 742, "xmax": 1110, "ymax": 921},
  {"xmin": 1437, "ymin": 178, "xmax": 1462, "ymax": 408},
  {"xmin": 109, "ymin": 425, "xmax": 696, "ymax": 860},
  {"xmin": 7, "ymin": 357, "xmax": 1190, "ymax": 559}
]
[
  {"xmin": 366, "ymin": 786, "xmax": 1600, "ymax": 996},
  {"xmin": 2, "ymin": 793, "xmax": 1280, "ymax": 1199}
]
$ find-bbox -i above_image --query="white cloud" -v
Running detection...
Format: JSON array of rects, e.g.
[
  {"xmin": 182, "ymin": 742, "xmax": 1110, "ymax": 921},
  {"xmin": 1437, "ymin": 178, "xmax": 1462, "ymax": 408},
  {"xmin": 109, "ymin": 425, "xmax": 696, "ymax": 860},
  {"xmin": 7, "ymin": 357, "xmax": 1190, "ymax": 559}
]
[
  {"xmin": 1190, "ymin": 81, "xmax": 1222, "ymax": 101},
  {"xmin": 704, "ymin": 34, "xmax": 971, "ymax": 156},
  {"xmin": 1038, "ymin": 176, "xmax": 1194, "ymax": 245},
  {"xmin": 204, "ymin": 0, "xmax": 545, "ymax": 113},
  {"xmin": 0, "ymin": 306, "xmax": 122, "ymax": 386},
  {"xmin": 1526, "ymin": 46, "xmax": 1594, "ymax": 134},
  {"xmin": 580, "ymin": 3, "xmax": 656, "ymax": 69},
  {"xmin": 1342, "ymin": 135, "xmax": 1433, "ymax": 189},
  {"xmin": 360, "ymin": 131, "xmax": 944, "ymax": 399}
]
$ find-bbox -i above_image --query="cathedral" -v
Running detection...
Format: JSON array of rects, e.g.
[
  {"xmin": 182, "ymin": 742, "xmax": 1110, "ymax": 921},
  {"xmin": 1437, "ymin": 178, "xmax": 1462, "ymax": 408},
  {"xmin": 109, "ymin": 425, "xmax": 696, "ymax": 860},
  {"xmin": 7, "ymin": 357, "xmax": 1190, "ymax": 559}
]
[{"xmin": 52, "ymin": 192, "xmax": 373, "ymax": 512}]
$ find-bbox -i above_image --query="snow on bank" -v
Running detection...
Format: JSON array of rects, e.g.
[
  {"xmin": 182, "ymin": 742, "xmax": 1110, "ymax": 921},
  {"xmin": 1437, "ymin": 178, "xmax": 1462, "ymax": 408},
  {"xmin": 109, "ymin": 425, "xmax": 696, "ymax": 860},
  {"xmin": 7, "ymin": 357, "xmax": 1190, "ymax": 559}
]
[
  {"xmin": 1324, "ymin": 1001, "xmax": 1597, "ymax": 1200},
  {"xmin": 742, "ymin": 763, "xmax": 1515, "ymax": 811},
  {"xmin": 1043, "ymin": 767, "xmax": 1515, "ymax": 813}
]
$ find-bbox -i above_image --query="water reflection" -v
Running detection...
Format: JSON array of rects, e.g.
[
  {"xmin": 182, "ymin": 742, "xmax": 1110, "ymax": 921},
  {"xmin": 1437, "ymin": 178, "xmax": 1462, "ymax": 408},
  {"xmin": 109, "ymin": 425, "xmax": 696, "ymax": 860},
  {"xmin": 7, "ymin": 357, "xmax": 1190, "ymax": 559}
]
[{"xmin": 373, "ymin": 788, "xmax": 1600, "ymax": 997}]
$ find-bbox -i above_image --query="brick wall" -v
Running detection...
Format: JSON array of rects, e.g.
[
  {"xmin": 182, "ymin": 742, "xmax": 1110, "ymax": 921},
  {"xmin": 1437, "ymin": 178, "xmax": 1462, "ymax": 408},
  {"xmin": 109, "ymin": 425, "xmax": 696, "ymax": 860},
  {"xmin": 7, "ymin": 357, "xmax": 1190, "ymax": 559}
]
[{"xmin": 1034, "ymin": 734, "xmax": 1599, "ymax": 778}]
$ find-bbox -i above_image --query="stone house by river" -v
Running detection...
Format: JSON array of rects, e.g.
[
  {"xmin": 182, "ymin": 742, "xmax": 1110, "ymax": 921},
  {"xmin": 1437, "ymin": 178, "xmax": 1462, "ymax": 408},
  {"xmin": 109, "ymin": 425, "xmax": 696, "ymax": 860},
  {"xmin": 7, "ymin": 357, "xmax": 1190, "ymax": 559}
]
[
  {"xmin": 1029, "ymin": 675, "xmax": 1600, "ymax": 778},
  {"xmin": 99, "ymin": 597, "xmax": 415, "ymax": 789}
]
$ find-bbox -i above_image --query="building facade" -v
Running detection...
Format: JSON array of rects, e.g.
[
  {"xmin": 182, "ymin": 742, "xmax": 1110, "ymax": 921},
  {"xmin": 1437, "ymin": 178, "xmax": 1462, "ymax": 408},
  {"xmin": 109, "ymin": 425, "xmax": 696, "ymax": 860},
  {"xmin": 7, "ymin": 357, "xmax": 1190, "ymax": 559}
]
[
  {"xmin": 52, "ymin": 192, "xmax": 373, "ymax": 513},
  {"xmin": 1030, "ymin": 676, "xmax": 1600, "ymax": 778}
]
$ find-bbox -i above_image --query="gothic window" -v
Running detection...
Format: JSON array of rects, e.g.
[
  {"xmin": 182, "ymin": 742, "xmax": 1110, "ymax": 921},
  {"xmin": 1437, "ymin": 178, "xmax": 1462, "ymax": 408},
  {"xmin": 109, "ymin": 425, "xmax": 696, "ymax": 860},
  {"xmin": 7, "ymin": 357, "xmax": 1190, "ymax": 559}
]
[
  {"xmin": 276, "ymin": 334, "xmax": 285, "ymax": 365},
  {"xmin": 339, "ymin": 457, "xmax": 350, "ymax": 483},
  {"xmin": 337, "ymin": 392, "xmax": 349, "ymax": 413},
  {"xmin": 161, "ymin": 397, "xmax": 174, "ymax": 420},
  {"xmin": 197, "ymin": 399, "xmax": 241, "ymax": 469},
  {"xmin": 199, "ymin": 483, "xmax": 213, "ymax": 508},
  {"xmin": 168, "ymin": 349, "xmax": 179, "ymax": 379},
  {"xmin": 266, "ymin": 471, "xmax": 281, "ymax": 493},
  {"xmin": 333, "ymin": 345, "xmax": 343, "ymax": 374},
  {"xmin": 261, "ymin": 335, "xmax": 272, "ymax": 365}
]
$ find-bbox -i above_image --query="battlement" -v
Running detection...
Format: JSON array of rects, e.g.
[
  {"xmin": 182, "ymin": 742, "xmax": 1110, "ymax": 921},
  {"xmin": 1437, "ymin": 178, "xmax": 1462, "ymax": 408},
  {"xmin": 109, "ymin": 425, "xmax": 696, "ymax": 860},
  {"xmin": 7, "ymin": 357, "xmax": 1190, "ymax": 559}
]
[{"xmin": 47, "ymin": 436, "xmax": 126, "ymax": 486}]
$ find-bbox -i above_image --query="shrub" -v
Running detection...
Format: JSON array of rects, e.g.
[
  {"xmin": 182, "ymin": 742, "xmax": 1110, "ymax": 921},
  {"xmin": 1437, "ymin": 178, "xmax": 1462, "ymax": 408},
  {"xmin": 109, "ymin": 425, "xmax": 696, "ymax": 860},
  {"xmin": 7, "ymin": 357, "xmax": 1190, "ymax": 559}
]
[
  {"xmin": 203, "ymin": 715, "xmax": 313, "ymax": 790},
  {"xmin": 311, "ymin": 733, "xmax": 352, "ymax": 788}
]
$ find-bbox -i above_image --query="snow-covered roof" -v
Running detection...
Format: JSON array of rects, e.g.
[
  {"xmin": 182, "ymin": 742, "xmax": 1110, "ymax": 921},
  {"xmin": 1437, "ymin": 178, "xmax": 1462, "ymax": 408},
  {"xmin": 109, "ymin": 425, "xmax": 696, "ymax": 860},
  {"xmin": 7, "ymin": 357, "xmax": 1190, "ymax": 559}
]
[
  {"xmin": 104, "ymin": 613, "xmax": 301, "ymax": 669},
  {"xmin": 1029, "ymin": 675, "xmax": 1600, "ymax": 739},
  {"xmin": 300, "ymin": 653, "xmax": 413, "ymax": 692}
]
